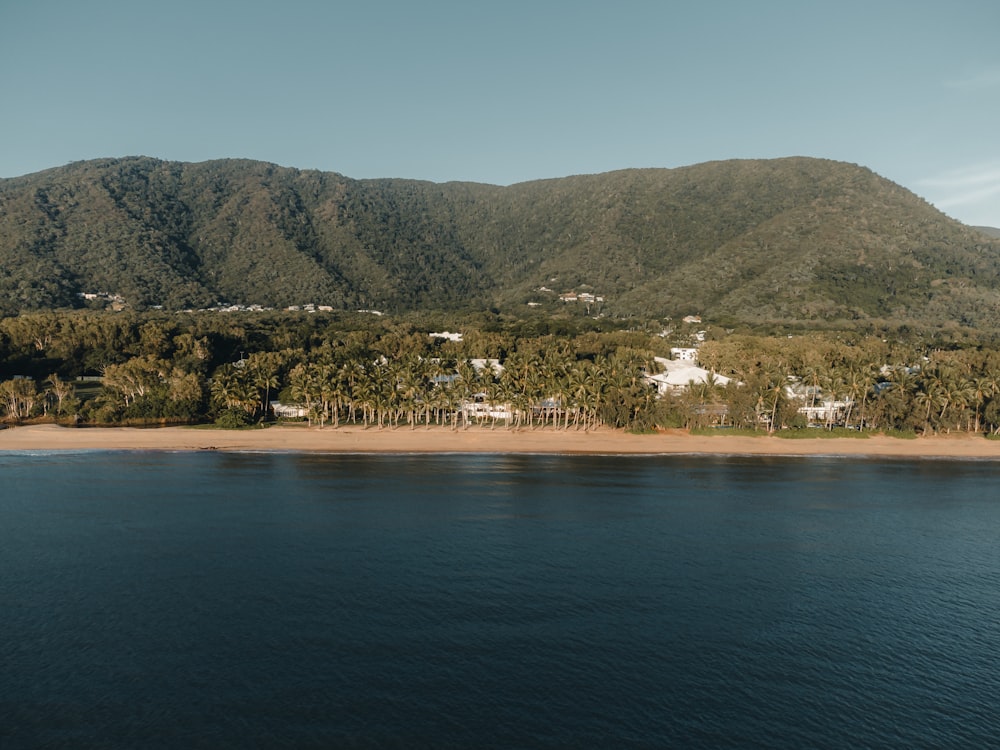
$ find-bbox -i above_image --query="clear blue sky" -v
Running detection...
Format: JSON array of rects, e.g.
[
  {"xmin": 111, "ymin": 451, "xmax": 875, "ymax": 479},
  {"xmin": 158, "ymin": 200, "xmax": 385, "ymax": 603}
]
[{"xmin": 2, "ymin": 0, "xmax": 999, "ymax": 225}]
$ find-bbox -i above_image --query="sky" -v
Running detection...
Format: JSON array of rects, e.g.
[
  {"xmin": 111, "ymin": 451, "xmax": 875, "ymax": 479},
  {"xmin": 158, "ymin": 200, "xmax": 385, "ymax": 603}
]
[{"xmin": 2, "ymin": 0, "xmax": 999, "ymax": 226}]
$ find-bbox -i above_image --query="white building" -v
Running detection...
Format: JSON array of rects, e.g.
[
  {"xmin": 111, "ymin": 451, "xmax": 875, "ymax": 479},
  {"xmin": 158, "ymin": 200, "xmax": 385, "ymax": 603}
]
[
  {"xmin": 430, "ymin": 331, "xmax": 463, "ymax": 342},
  {"xmin": 645, "ymin": 357, "xmax": 732, "ymax": 396},
  {"xmin": 460, "ymin": 392, "xmax": 514, "ymax": 421},
  {"xmin": 270, "ymin": 401, "xmax": 308, "ymax": 418},
  {"xmin": 469, "ymin": 358, "xmax": 503, "ymax": 376},
  {"xmin": 798, "ymin": 401, "xmax": 853, "ymax": 425}
]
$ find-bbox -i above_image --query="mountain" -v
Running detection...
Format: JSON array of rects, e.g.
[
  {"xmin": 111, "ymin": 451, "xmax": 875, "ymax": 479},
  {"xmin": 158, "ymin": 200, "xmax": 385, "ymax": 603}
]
[
  {"xmin": 2, "ymin": 156, "xmax": 1000, "ymax": 329},
  {"xmin": 974, "ymin": 226, "xmax": 1000, "ymax": 239}
]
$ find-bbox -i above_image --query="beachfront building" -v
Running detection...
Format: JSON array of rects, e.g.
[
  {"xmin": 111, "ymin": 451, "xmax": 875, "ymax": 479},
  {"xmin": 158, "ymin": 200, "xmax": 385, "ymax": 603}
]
[
  {"xmin": 785, "ymin": 379, "xmax": 854, "ymax": 427},
  {"xmin": 798, "ymin": 400, "xmax": 853, "ymax": 426},
  {"xmin": 645, "ymin": 357, "xmax": 732, "ymax": 396},
  {"xmin": 270, "ymin": 401, "xmax": 308, "ymax": 418},
  {"xmin": 460, "ymin": 393, "xmax": 514, "ymax": 423}
]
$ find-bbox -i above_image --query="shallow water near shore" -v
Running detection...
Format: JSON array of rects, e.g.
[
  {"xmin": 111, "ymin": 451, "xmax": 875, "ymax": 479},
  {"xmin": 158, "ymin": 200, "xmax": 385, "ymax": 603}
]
[{"xmin": 3, "ymin": 452, "xmax": 999, "ymax": 748}]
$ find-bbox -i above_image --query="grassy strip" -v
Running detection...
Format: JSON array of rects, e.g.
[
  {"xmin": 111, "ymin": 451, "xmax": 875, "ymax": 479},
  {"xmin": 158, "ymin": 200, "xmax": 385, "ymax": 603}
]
[
  {"xmin": 187, "ymin": 422, "xmax": 274, "ymax": 431},
  {"xmin": 689, "ymin": 427, "xmax": 766, "ymax": 437},
  {"xmin": 690, "ymin": 427, "xmax": 923, "ymax": 440},
  {"xmin": 776, "ymin": 428, "xmax": 869, "ymax": 440}
]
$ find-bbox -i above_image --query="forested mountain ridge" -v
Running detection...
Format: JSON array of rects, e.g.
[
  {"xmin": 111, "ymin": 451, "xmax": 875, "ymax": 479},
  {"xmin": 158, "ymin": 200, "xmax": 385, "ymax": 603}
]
[{"xmin": 2, "ymin": 156, "xmax": 999, "ymax": 330}]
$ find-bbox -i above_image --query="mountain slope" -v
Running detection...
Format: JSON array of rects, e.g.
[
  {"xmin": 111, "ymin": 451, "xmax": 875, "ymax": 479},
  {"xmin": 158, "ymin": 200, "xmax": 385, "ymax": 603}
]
[{"xmin": 2, "ymin": 156, "xmax": 999, "ymax": 329}]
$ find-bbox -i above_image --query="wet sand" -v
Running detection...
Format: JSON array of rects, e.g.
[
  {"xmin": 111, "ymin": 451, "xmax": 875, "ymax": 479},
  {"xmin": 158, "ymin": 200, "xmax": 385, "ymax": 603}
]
[{"xmin": 3, "ymin": 423, "xmax": 1000, "ymax": 458}]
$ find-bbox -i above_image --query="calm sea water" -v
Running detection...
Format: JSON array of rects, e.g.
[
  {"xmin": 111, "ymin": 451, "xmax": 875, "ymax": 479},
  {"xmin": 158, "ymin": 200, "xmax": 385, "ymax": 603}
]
[{"xmin": 2, "ymin": 451, "xmax": 999, "ymax": 749}]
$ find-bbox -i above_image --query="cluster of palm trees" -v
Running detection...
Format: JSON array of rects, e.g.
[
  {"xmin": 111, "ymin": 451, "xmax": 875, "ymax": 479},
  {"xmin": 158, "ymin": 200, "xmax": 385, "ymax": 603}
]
[
  {"xmin": 207, "ymin": 345, "xmax": 659, "ymax": 431},
  {"xmin": 681, "ymin": 351, "xmax": 1000, "ymax": 435},
  {"xmin": 10, "ymin": 317, "xmax": 1000, "ymax": 437},
  {"xmin": 191, "ymin": 339, "xmax": 1000, "ymax": 436},
  {"xmin": 208, "ymin": 352, "xmax": 282, "ymax": 423},
  {"xmin": 864, "ymin": 361, "xmax": 1000, "ymax": 434}
]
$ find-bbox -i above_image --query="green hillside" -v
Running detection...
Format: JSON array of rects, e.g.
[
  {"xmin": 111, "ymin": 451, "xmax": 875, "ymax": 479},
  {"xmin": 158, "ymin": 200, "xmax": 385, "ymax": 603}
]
[{"xmin": 2, "ymin": 156, "xmax": 999, "ymax": 330}]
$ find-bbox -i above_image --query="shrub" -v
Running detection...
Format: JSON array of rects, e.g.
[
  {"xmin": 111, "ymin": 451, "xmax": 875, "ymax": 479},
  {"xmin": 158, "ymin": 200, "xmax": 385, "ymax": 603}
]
[{"xmin": 215, "ymin": 407, "xmax": 253, "ymax": 429}]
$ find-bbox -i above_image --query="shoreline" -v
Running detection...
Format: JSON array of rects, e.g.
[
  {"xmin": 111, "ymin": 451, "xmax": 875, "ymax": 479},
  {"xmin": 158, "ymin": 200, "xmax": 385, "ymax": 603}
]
[{"xmin": 3, "ymin": 423, "xmax": 1000, "ymax": 459}]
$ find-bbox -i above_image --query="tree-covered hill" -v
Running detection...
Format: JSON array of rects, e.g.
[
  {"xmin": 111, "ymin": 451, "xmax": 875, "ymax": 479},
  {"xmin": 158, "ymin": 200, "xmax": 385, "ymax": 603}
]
[{"xmin": 2, "ymin": 156, "xmax": 999, "ymax": 330}]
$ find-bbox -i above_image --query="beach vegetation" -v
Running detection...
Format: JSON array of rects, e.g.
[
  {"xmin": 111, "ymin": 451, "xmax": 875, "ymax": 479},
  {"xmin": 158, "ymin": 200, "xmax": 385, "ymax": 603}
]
[
  {"xmin": 4, "ymin": 309, "xmax": 1000, "ymax": 438},
  {"xmin": 689, "ymin": 427, "xmax": 767, "ymax": 437},
  {"xmin": 214, "ymin": 407, "xmax": 254, "ymax": 429},
  {"xmin": 882, "ymin": 428, "xmax": 918, "ymax": 440},
  {"xmin": 775, "ymin": 427, "xmax": 870, "ymax": 439}
]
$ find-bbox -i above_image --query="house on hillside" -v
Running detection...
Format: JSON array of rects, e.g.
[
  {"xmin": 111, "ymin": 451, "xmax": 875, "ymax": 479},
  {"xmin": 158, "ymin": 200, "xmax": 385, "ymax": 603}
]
[{"xmin": 559, "ymin": 291, "xmax": 605, "ymax": 304}]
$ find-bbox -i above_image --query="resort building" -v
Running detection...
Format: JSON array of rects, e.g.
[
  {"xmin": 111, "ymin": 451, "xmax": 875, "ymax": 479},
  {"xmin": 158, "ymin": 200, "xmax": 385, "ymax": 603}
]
[{"xmin": 645, "ymin": 357, "xmax": 732, "ymax": 396}]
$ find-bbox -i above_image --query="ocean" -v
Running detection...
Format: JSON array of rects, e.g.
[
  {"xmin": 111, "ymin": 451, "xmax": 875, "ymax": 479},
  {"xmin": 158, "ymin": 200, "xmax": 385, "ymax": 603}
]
[{"xmin": 2, "ymin": 451, "xmax": 999, "ymax": 748}]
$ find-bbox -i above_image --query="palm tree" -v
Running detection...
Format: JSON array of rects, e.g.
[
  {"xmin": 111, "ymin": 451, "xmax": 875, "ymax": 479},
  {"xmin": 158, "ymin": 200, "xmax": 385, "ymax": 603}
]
[
  {"xmin": 842, "ymin": 364, "xmax": 877, "ymax": 430},
  {"xmin": 766, "ymin": 373, "xmax": 787, "ymax": 434},
  {"xmin": 394, "ymin": 355, "xmax": 421, "ymax": 429},
  {"xmin": 873, "ymin": 367, "xmax": 917, "ymax": 432},
  {"xmin": 342, "ymin": 362, "xmax": 365, "ymax": 425},
  {"xmin": 568, "ymin": 363, "xmax": 591, "ymax": 430},
  {"xmin": 455, "ymin": 359, "xmax": 480, "ymax": 429},
  {"xmin": 584, "ymin": 360, "xmax": 607, "ymax": 430},
  {"xmin": 971, "ymin": 365, "xmax": 1000, "ymax": 433},
  {"xmin": 914, "ymin": 373, "xmax": 946, "ymax": 434},
  {"xmin": 288, "ymin": 363, "xmax": 318, "ymax": 425},
  {"xmin": 246, "ymin": 352, "xmax": 282, "ymax": 420},
  {"xmin": 950, "ymin": 378, "xmax": 976, "ymax": 433},
  {"xmin": 499, "ymin": 363, "xmax": 525, "ymax": 430},
  {"xmin": 543, "ymin": 353, "xmax": 573, "ymax": 429},
  {"xmin": 820, "ymin": 369, "xmax": 846, "ymax": 430},
  {"xmin": 353, "ymin": 372, "xmax": 376, "ymax": 429},
  {"xmin": 524, "ymin": 369, "xmax": 549, "ymax": 429},
  {"xmin": 800, "ymin": 363, "xmax": 824, "ymax": 411}
]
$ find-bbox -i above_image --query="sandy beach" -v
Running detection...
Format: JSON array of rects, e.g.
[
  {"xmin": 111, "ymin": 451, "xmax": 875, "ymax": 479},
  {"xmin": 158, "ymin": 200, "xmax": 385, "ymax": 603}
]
[{"xmin": 3, "ymin": 423, "xmax": 1000, "ymax": 458}]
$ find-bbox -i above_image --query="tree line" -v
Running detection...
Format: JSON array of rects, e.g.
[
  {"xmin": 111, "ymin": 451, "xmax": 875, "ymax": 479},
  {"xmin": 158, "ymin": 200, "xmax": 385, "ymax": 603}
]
[{"xmin": 5, "ymin": 311, "xmax": 1000, "ymax": 435}]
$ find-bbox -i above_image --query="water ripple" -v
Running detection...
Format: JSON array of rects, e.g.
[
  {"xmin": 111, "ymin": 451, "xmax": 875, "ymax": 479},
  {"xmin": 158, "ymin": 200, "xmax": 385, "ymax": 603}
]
[{"xmin": 2, "ymin": 453, "xmax": 1000, "ymax": 748}]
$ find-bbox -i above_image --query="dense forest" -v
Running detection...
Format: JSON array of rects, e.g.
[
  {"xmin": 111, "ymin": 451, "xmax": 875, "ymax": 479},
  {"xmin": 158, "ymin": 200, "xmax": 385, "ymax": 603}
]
[
  {"xmin": 5, "ymin": 310, "xmax": 1000, "ymax": 437},
  {"xmin": 3, "ymin": 156, "xmax": 1000, "ymax": 331}
]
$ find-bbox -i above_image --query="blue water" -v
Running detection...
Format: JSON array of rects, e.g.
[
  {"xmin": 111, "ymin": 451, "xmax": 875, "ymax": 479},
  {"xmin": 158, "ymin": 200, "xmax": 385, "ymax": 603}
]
[{"xmin": 2, "ymin": 452, "xmax": 999, "ymax": 748}]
